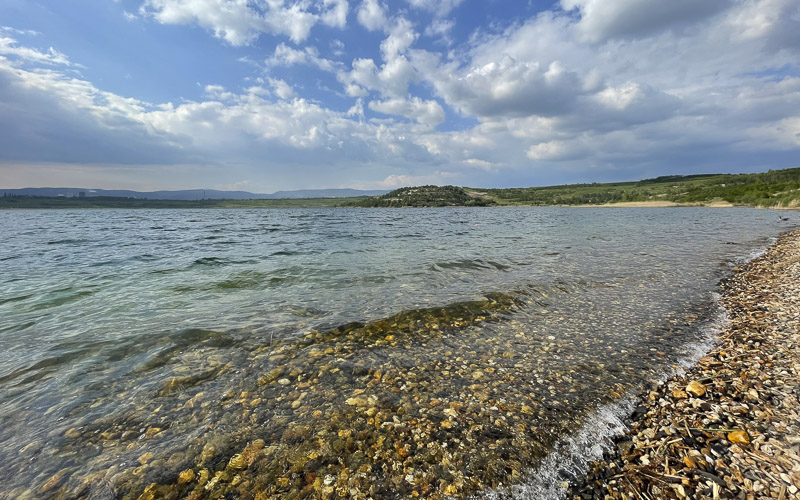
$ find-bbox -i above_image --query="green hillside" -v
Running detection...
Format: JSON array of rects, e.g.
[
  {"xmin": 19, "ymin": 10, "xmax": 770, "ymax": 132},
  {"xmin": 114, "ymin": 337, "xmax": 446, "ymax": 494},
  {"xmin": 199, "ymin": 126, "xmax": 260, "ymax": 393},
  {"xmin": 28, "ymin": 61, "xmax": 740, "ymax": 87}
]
[
  {"xmin": 472, "ymin": 167, "xmax": 800, "ymax": 207},
  {"xmin": 347, "ymin": 185, "xmax": 495, "ymax": 207}
]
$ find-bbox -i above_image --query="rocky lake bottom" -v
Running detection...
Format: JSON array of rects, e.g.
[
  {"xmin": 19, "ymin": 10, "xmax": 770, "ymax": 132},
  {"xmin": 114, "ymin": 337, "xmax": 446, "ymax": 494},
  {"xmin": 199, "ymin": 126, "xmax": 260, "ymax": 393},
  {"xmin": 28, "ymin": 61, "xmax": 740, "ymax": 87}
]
[{"xmin": 0, "ymin": 207, "xmax": 797, "ymax": 499}]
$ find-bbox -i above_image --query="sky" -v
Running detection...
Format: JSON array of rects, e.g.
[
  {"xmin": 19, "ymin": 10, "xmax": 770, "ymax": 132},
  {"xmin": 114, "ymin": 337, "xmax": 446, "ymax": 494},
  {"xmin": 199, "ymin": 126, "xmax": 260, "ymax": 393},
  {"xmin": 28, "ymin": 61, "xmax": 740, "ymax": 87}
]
[{"xmin": 0, "ymin": 0, "xmax": 799, "ymax": 192}]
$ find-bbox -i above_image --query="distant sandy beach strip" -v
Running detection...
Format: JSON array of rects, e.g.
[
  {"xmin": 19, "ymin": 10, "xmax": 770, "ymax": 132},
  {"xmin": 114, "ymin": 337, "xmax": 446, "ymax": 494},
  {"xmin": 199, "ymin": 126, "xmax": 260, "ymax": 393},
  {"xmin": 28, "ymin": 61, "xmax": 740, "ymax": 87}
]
[
  {"xmin": 569, "ymin": 229, "xmax": 800, "ymax": 499},
  {"xmin": 569, "ymin": 201, "xmax": 735, "ymax": 208}
]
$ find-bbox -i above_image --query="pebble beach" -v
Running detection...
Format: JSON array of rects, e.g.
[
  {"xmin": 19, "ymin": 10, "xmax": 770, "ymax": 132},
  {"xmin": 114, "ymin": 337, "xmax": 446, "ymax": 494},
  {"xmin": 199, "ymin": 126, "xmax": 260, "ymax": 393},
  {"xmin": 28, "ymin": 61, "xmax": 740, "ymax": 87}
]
[{"xmin": 570, "ymin": 229, "xmax": 800, "ymax": 500}]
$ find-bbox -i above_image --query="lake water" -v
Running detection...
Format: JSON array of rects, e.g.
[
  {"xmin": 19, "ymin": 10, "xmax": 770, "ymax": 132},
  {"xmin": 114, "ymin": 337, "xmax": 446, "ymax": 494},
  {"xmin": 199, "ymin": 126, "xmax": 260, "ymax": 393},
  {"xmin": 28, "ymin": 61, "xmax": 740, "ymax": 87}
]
[{"xmin": 0, "ymin": 207, "xmax": 795, "ymax": 499}]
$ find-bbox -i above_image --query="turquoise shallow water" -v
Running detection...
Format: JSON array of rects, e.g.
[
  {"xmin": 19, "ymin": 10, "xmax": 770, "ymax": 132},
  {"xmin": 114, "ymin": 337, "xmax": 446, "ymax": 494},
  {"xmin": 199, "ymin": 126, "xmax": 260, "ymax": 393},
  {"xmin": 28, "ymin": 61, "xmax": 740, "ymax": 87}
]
[{"xmin": 0, "ymin": 207, "xmax": 795, "ymax": 499}]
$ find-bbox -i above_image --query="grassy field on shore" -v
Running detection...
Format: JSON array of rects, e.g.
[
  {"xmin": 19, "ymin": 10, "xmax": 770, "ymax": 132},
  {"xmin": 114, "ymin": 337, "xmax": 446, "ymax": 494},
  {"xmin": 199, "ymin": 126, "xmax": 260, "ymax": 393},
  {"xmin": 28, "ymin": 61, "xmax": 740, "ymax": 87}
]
[
  {"xmin": 349, "ymin": 168, "xmax": 800, "ymax": 207},
  {"xmin": 3, "ymin": 167, "xmax": 799, "ymax": 209},
  {"xmin": 471, "ymin": 167, "xmax": 800, "ymax": 207}
]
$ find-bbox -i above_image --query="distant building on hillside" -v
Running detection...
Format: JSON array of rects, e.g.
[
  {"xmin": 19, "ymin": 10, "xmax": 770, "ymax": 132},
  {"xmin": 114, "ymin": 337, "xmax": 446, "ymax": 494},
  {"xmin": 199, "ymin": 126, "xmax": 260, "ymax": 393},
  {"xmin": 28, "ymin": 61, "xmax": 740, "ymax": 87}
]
[{"xmin": 79, "ymin": 192, "xmax": 86, "ymax": 198}]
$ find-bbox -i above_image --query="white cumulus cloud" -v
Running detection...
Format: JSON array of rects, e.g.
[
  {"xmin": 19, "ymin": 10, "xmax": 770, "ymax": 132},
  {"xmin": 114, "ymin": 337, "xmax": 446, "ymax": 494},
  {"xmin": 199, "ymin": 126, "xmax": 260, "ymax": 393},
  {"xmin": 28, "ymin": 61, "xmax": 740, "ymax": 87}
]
[
  {"xmin": 140, "ymin": 0, "xmax": 320, "ymax": 45},
  {"xmin": 561, "ymin": 0, "xmax": 730, "ymax": 42},
  {"xmin": 321, "ymin": 0, "xmax": 348, "ymax": 28},
  {"xmin": 369, "ymin": 97, "xmax": 445, "ymax": 126},
  {"xmin": 356, "ymin": 0, "xmax": 387, "ymax": 31}
]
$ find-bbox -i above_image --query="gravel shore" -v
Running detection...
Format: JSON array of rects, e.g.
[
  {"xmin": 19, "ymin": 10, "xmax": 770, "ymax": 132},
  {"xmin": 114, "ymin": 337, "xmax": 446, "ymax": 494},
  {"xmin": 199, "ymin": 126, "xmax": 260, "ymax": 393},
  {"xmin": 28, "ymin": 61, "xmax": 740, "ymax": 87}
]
[{"xmin": 569, "ymin": 229, "xmax": 800, "ymax": 499}]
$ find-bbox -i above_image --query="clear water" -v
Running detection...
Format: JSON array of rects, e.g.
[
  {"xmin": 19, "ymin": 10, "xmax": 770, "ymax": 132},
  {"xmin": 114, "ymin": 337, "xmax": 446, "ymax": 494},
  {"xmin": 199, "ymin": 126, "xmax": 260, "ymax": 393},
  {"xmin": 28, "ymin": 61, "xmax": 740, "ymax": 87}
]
[{"xmin": 0, "ymin": 207, "xmax": 794, "ymax": 499}]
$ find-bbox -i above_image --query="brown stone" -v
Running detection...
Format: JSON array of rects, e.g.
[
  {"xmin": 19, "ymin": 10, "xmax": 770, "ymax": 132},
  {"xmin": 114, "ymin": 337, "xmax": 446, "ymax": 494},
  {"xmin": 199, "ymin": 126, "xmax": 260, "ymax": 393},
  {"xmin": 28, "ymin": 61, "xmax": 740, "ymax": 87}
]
[
  {"xmin": 727, "ymin": 430, "xmax": 750, "ymax": 444},
  {"xmin": 686, "ymin": 381, "xmax": 706, "ymax": 397},
  {"xmin": 673, "ymin": 389, "xmax": 689, "ymax": 399}
]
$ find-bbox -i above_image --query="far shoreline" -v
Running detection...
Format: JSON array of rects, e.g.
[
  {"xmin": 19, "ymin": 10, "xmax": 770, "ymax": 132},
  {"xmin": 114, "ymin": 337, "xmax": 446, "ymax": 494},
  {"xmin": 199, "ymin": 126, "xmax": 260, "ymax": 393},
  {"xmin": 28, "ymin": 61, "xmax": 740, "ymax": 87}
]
[{"xmin": 1, "ymin": 196, "xmax": 799, "ymax": 210}]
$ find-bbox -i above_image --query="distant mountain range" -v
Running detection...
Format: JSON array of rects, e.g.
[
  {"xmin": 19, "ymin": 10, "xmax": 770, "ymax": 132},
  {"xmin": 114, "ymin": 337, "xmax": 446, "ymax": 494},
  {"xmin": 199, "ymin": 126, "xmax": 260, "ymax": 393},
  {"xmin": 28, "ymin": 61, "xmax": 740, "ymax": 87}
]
[{"xmin": 0, "ymin": 187, "xmax": 389, "ymax": 200}]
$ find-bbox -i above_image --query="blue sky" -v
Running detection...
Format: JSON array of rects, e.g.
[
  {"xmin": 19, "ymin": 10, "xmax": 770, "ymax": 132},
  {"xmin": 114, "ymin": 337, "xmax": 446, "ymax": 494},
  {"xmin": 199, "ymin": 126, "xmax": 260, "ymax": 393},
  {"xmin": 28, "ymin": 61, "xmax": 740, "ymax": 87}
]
[{"xmin": 0, "ymin": 0, "xmax": 798, "ymax": 192}]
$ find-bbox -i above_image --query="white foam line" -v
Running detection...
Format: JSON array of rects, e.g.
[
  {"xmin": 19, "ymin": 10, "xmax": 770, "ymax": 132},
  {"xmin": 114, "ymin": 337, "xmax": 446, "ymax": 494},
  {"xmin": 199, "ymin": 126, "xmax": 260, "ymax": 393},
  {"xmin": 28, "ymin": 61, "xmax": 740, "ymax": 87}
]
[
  {"xmin": 476, "ymin": 397, "xmax": 635, "ymax": 500},
  {"xmin": 735, "ymin": 237, "xmax": 776, "ymax": 266},
  {"xmin": 667, "ymin": 293, "xmax": 727, "ymax": 378},
  {"xmin": 476, "ymin": 294, "xmax": 730, "ymax": 500},
  {"xmin": 476, "ymin": 240, "xmax": 775, "ymax": 500}
]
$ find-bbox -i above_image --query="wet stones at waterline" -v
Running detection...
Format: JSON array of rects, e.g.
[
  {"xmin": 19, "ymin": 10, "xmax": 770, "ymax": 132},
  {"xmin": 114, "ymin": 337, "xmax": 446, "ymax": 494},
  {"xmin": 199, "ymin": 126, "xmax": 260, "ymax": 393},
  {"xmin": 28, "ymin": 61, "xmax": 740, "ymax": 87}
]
[{"xmin": 569, "ymin": 229, "xmax": 800, "ymax": 500}]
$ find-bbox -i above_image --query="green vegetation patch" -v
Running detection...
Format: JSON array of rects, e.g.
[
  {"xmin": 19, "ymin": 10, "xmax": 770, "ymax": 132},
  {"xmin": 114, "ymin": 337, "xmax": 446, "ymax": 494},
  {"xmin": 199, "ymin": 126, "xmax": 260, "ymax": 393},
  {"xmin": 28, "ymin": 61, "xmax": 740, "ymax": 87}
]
[
  {"xmin": 473, "ymin": 167, "xmax": 800, "ymax": 208},
  {"xmin": 347, "ymin": 185, "xmax": 495, "ymax": 207}
]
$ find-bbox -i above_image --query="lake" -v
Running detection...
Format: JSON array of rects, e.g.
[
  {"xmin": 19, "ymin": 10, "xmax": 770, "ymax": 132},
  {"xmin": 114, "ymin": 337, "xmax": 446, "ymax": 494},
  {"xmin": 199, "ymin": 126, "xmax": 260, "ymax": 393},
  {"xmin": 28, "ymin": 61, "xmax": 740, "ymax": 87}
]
[{"xmin": 0, "ymin": 207, "xmax": 794, "ymax": 499}]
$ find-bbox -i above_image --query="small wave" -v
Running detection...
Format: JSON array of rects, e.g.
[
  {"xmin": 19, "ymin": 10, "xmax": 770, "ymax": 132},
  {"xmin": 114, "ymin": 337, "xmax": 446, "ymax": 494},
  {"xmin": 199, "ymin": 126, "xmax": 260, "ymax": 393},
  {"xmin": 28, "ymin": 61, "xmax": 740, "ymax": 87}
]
[
  {"xmin": 214, "ymin": 270, "xmax": 269, "ymax": 290},
  {"xmin": 479, "ymin": 293, "xmax": 728, "ymax": 500},
  {"xmin": 129, "ymin": 253, "xmax": 159, "ymax": 262},
  {"xmin": 666, "ymin": 293, "xmax": 726, "ymax": 376},
  {"xmin": 732, "ymin": 237, "xmax": 776, "ymax": 267},
  {"xmin": 479, "ymin": 398, "xmax": 635, "ymax": 500},
  {"xmin": 187, "ymin": 257, "xmax": 258, "ymax": 269},
  {"xmin": 430, "ymin": 258, "xmax": 497, "ymax": 272},
  {"xmin": 27, "ymin": 287, "xmax": 100, "ymax": 311},
  {"xmin": 46, "ymin": 238, "xmax": 91, "ymax": 245},
  {"xmin": 0, "ymin": 346, "xmax": 97, "ymax": 386},
  {"xmin": 278, "ymin": 305, "xmax": 329, "ymax": 318},
  {"xmin": 0, "ymin": 293, "xmax": 33, "ymax": 306},
  {"xmin": 149, "ymin": 268, "xmax": 179, "ymax": 276},
  {"xmin": 0, "ymin": 320, "xmax": 35, "ymax": 334},
  {"xmin": 270, "ymin": 250, "xmax": 300, "ymax": 257},
  {"xmin": 190, "ymin": 257, "xmax": 227, "ymax": 267}
]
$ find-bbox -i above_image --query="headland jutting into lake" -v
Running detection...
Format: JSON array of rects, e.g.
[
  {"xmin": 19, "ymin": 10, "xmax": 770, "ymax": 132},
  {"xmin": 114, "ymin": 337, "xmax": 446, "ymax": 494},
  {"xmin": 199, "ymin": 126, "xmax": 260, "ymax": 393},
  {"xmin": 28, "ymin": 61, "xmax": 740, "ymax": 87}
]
[{"xmin": 570, "ymin": 230, "xmax": 800, "ymax": 500}]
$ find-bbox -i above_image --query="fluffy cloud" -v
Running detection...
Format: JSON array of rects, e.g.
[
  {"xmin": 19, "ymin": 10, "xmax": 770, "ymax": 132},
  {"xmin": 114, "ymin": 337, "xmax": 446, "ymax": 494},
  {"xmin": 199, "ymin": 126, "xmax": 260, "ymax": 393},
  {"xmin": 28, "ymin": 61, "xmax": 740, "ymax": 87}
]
[
  {"xmin": 423, "ymin": 19, "xmax": 454, "ymax": 44},
  {"xmin": 356, "ymin": 0, "xmax": 387, "ymax": 31},
  {"xmin": 431, "ymin": 58, "xmax": 585, "ymax": 118},
  {"xmin": 337, "ymin": 17, "xmax": 419, "ymax": 103},
  {"xmin": 725, "ymin": 0, "xmax": 800, "ymax": 50},
  {"xmin": 321, "ymin": 0, "xmax": 348, "ymax": 28},
  {"xmin": 380, "ymin": 17, "xmax": 417, "ymax": 59},
  {"xmin": 369, "ymin": 97, "xmax": 445, "ymax": 126},
  {"xmin": 405, "ymin": 0, "xmax": 464, "ymax": 17},
  {"xmin": 268, "ymin": 43, "xmax": 340, "ymax": 72},
  {"xmin": 561, "ymin": 0, "xmax": 730, "ymax": 42},
  {"xmin": 139, "ymin": 0, "xmax": 332, "ymax": 45},
  {"xmin": 0, "ymin": 36, "xmax": 74, "ymax": 66},
  {"xmin": 269, "ymin": 78, "xmax": 296, "ymax": 99}
]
